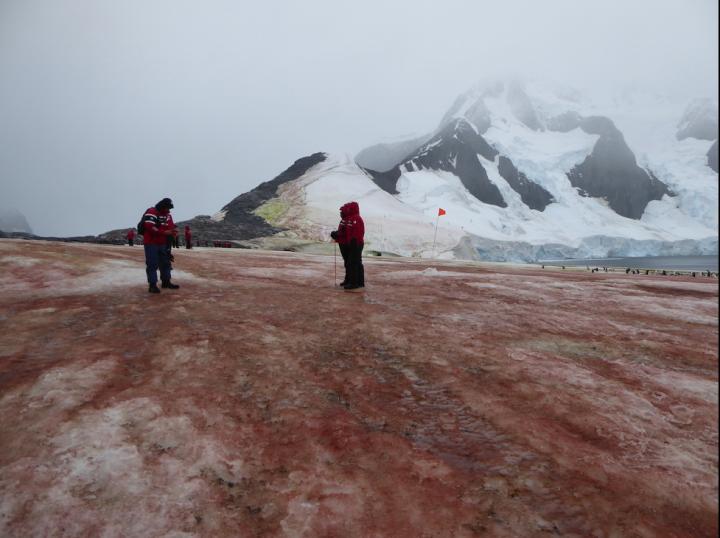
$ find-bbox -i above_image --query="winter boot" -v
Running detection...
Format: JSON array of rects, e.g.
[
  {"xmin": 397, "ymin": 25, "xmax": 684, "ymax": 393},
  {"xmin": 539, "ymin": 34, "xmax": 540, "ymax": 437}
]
[
  {"xmin": 161, "ymin": 281, "xmax": 180, "ymax": 289},
  {"xmin": 148, "ymin": 284, "xmax": 161, "ymax": 294}
]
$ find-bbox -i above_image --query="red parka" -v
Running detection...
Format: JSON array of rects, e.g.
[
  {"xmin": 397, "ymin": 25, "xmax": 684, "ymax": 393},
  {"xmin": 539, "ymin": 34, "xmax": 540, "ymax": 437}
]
[
  {"xmin": 142, "ymin": 207, "xmax": 173, "ymax": 245},
  {"xmin": 334, "ymin": 201, "xmax": 364, "ymax": 245}
]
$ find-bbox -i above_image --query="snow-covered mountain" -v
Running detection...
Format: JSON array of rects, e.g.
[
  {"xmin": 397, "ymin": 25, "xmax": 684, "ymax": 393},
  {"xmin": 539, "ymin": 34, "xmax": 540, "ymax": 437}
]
[
  {"xmin": 0, "ymin": 208, "xmax": 33, "ymax": 234},
  {"xmin": 179, "ymin": 79, "xmax": 717, "ymax": 262}
]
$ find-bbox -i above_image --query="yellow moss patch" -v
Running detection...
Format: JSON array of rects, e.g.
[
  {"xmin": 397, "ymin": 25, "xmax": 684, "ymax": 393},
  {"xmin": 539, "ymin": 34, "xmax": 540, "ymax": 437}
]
[{"xmin": 253, "ymin": 198, "xmax": 290, "ymax": 225}]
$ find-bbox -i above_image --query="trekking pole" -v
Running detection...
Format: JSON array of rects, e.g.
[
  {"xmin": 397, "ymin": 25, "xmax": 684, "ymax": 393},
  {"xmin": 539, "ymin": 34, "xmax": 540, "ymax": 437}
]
[{"xmin": 333, "ymin": 242, "xmax": 337, "ymax": 286}]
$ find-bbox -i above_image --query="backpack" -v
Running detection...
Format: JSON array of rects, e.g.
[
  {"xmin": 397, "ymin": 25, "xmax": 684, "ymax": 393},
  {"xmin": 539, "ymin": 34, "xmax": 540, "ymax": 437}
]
[{"xmin": 137, "ymin": 208, "xmax": 151, "ymax": 234}]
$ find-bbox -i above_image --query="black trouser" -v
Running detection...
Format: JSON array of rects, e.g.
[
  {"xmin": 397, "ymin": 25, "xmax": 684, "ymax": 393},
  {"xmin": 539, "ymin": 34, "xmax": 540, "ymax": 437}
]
[
  {"xmin": 346, "ymin": 242, "xmax": 364, "ymax": 288},
  {"xmin": 128, "ymin": 239, "xmax": 134, "ymax": 246},
  {"xmin": 339, "ymin": 243, "xmax": 349, "ymax": 283}
]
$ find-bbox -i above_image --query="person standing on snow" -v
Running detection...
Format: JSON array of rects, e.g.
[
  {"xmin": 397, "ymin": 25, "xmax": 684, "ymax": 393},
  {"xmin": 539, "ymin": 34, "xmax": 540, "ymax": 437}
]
[
  {"xmin": 330, "ymin": 203, "xmax": 351, "ymax": 286},
  {"xmin": 126, "ymin": 228, "xmax": 136, "ymax": 246},
  {"xmin": 184, "ymin": 225, "xmax": 192, "ymax": 249},
  {"xmin": 331, "ymin": 201, "xmax": 364, "ymax": 292},
  {"xmin": 142, "ymin": 198, "xmax": 180, "ymax": 293}
]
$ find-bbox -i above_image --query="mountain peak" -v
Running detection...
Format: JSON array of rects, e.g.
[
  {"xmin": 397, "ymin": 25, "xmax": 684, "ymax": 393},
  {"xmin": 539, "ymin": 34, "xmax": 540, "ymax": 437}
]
[
  {"xmin": 0, "ymin": 208, "xmax": 33, "ymax": 234},
  {"xmin": 676, "ymin": 98, "xmax": 719, "ymax": 141}
]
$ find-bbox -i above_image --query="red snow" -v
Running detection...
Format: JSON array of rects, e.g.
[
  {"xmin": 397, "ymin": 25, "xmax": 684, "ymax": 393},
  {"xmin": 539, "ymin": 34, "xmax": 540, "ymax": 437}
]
[{"xmin": 0, "ymin": 240, "xmax": 717, "ymax": 537}]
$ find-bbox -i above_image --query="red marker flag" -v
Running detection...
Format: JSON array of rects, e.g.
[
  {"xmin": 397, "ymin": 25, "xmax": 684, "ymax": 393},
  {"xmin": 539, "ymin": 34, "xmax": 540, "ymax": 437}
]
[{"xmin": 438, "ymin": 208, "xmax": 446, "ymax": 216}]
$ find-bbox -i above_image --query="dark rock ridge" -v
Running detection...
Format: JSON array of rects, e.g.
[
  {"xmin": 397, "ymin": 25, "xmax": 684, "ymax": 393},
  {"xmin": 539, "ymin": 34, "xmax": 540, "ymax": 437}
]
[
  {"xmin": 355, "ymin": 133, "xmax": 432, "ymax": 172},
  {"xmin": 676, "ymin": 99, "xmax": 718, "ymax": 141},
  {"xmin": 366, "ymin": 116, "xmax": 556, "ymax": 211},
  {"xmin": 177, "ymin": 152, "xmax": 327, "ymax": 240},
  {"xmin": 497, "ymin": 156, "xmax": 555, "ymax": 211},
  {"xmin": 398, "ymin": 118, "xmax": 506, "ymax": 208},
  {"xmin": 363, "ymin": 166, "xmax": 401, "ymax": 195},
  {"xmin": 96, "ymin": 153, "xmax": 328, "ymax": 244},
  {"xmin": 707, "ymin": 140, "xmax": 718, "ymax": 173},
  {"xmin": 567, "ymin": 116, "xmax": 671, "ymax": 219}
]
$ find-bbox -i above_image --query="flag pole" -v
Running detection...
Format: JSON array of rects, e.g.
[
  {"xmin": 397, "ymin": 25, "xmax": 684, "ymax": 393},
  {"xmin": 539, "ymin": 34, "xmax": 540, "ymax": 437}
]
[{"xmin": 432, "ymin": 213, "xmax": 440, "ymax": 258}]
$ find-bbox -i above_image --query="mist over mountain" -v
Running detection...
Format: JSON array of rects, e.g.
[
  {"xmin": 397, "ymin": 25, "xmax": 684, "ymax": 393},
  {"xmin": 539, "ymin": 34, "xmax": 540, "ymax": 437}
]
[
  {"xmin": 118, "ymin": 78, "xmax": 717, "ymax": 262},
  {"xmin": 0, "ymin": 208, "xmax": 33, "ymax": 234},
  {"xmin": 0, "ymin": 0, "xmax": 716, "ymax": 237}
]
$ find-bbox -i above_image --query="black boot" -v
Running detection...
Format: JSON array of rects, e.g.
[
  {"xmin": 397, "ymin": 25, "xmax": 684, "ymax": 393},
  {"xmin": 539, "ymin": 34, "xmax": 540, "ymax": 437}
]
[
  {"xmin": 148, "ymin": 284, "xmax": 161, "ymax": 294},
  {"xmin": 161, "ymin": 281, "xmax": 180, "ymax": 289}
]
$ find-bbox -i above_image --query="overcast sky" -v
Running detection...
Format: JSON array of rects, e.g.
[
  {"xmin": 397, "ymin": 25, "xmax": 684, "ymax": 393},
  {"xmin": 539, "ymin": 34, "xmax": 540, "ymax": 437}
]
[{"xmin": 0, "ymin": 0, "xmax": 717, "ymax": 235}]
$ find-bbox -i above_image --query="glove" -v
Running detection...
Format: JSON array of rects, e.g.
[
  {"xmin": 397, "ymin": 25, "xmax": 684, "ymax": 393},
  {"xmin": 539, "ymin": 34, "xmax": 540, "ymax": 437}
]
[{"xmin": 330, "ymin": 231, "xmax": 337, "ymax": 240}]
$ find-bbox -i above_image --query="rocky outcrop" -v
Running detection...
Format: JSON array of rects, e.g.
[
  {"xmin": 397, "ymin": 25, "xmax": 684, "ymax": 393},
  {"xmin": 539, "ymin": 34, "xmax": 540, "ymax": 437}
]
[
  {"xmin": 176, "ymin": 152, "xmax": 328, "ymax": 241},
  {"xmin": 400, "ymin": 119, "xmax": 506, "ymax": 207},
  {"xmin": 355, "ymin": 133, "xmax": 432, "ymax": 172},
  {"xmin": 676, "ymin": 99, "xmax": 718, "ymax": 141},
  {"xmin": 363, "ymin": 166, "xmax": 402, "ymax": 195},
  {"xmin": 568, "ymin": 116, "xmax": 671, "ymax": 219},
  {"xmin": 97, "ymin": 153, "xmax": 327, "ymax": 244},
  {"xmin": 497, "ymin": 156, "xmax": 554, "ymax": 211},
  {"xmin": 707, "ymin": 140, "xmax": 718, "ymax": 173}
]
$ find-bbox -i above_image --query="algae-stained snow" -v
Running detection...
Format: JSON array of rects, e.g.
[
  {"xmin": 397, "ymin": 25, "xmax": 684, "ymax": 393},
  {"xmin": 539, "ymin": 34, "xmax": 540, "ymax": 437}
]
[{"xmin": 0, "ymin": 240, "xmax": 718, "ymax": 537}]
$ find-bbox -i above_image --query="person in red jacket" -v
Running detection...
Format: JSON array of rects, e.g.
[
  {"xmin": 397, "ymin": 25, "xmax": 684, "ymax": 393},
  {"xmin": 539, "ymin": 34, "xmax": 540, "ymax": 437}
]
[
  {"xmin": 330, "ymin": 203, "xmax": 351, "ymax": 286},
  {"xmin": 126, "ymin": 228, "xmax": 136, "ymax": 247},
  {"xmin": 184, "ymin": 225, "xmax": 192, "ymax": 249},
  {"xmin": 331, "ymin": 201, "xmax": 364, "ymax": 291},
  {"xmin": 142, "ymin": 198, "xmax": 179, "ymax": 293}
]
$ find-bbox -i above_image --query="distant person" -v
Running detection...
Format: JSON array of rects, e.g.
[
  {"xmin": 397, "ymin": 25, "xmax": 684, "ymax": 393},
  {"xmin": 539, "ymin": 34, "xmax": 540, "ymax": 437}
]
[
  {"xmin": 330, "ymin": 203, "xmax": 351, "ymax": 286},
  {"xmin": 330, "ymin": 201, "xmax": 364, "ymax": 291},
  {"xmin": 163, "ymin": 208, "xmax": 178, "ymax": 266},
  {"xmin": 126, "ymin": 228, "xmax": 136, "ymax": 247},
  {"xmin": 142, "ymin": 198, "xmax": 179, "ymax": 293},
  {"xmin": 184, "ymin": 225, "xmax": 192, "ymax": 249}
]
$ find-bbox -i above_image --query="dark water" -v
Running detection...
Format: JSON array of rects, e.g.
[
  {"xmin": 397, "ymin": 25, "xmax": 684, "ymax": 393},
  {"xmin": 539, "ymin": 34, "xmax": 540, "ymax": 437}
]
[{"xmin": 539, "ymin": 255, "xmax": 718, "ymax": 271}]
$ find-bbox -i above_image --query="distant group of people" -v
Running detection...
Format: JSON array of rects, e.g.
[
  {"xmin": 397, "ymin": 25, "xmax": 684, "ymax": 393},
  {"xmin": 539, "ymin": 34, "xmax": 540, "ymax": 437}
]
[{"xmin": 133, "ymin": 197, "xmax": 367, "ymax": 294}]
